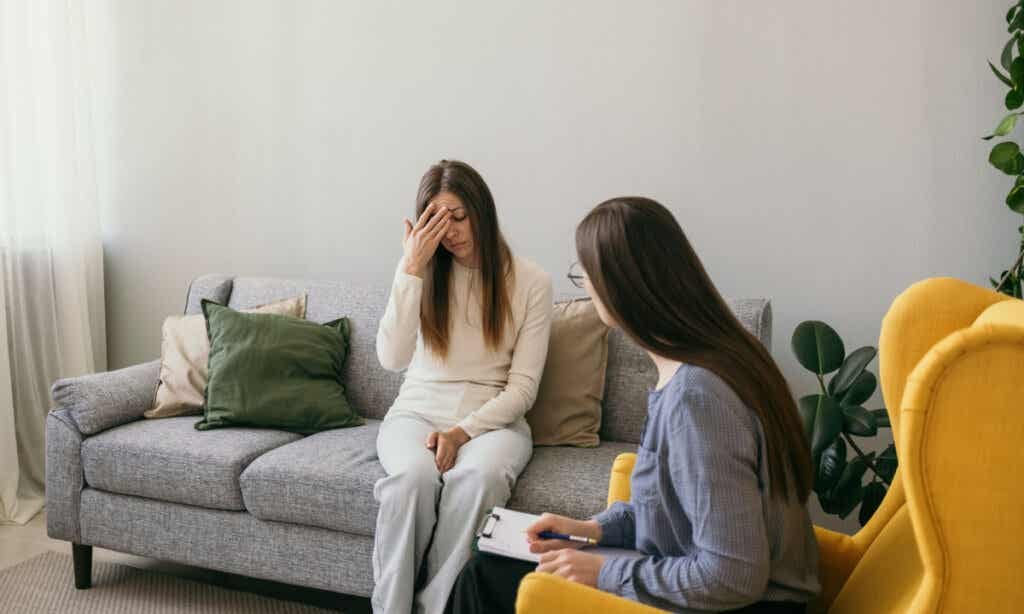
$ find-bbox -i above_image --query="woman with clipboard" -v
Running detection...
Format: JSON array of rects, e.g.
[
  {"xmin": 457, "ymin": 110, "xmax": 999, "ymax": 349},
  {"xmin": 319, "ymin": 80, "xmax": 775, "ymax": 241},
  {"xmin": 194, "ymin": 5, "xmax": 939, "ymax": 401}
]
[{"xmin": 446, "ymin": 198, "xmax": 820, "ymax": 613}]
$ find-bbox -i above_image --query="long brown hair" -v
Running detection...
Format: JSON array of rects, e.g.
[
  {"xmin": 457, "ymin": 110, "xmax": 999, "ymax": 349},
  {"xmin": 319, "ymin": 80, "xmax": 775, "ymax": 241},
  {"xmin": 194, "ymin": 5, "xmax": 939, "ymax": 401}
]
[
  {"xmin": 576, "ymin": 197, "xmax": 813, "ymax": 503},
  {"xmin": 416, "ymin": 160, "xmax": 513, "ymax": 360}
]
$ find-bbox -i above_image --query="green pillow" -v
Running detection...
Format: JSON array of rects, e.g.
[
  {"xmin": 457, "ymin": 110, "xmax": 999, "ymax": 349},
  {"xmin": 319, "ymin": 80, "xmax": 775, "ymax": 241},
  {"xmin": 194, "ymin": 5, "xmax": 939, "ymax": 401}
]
[{"xmin": 195, "ymin": 299, "xmax": 364, "ymax": 433}]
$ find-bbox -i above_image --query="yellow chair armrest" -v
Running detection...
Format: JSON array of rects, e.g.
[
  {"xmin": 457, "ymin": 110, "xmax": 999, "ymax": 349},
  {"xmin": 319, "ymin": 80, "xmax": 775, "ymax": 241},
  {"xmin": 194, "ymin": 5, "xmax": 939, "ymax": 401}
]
[
  {"xmin": 607, "ymin": 452, "xmax": 636, "ymax": 507},
  {"xmin": 516, "ymin": 572, "xmax": 667, "ymax": 614},
  {"xmin": 809, "ymin": 526, "xmax": 864, "ymax": 614}
]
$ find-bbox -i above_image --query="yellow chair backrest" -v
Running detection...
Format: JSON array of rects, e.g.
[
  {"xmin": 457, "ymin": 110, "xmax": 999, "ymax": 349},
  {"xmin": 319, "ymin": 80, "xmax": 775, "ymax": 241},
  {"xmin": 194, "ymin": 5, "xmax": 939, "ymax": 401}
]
[{"xmin": 828, "ymin": 279, "xmax": 1023, "ymax": 614}]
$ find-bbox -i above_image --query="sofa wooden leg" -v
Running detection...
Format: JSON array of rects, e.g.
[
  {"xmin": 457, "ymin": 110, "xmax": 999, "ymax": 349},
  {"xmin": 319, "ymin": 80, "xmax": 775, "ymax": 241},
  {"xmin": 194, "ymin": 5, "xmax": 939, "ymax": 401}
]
[{"xmin": 72, "ymin": 543, "xmax": 92, "ymax": 589}]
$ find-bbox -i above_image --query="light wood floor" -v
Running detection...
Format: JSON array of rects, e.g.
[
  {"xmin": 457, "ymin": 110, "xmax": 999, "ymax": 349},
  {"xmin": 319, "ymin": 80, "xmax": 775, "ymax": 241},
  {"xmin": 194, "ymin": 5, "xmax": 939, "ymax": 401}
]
[{"xmin": 0, "ymin": 509, "xmax": 370, "ymax": 612}]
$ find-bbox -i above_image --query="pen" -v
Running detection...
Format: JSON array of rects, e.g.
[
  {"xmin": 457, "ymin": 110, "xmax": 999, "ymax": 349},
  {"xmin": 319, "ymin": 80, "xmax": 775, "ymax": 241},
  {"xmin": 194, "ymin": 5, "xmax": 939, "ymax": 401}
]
[{"xmin": 537, "ymin": 531, "xmax": 598, "ymax": 545}]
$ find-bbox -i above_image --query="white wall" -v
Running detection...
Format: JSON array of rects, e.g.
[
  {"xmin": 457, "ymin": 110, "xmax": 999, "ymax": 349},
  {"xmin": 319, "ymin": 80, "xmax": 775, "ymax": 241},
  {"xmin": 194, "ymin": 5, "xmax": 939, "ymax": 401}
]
[{"xmin": 93, "ymin": 0, "xmax": 1016, "ymax": 532}]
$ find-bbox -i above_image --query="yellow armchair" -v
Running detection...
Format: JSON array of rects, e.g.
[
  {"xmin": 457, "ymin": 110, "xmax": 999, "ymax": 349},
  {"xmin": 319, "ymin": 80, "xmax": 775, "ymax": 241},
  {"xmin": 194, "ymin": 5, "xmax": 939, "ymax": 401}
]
[{"xmin": 515, "ymin": 278, "xmax": 1024, "ymax": 614}]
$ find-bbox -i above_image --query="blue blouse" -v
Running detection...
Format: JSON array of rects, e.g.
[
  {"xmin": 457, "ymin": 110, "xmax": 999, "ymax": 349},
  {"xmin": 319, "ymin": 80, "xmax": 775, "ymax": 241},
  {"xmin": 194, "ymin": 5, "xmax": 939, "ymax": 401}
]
[{"xmin": 593, "ymin": 364, "xmax": 820, "ymax": 612}]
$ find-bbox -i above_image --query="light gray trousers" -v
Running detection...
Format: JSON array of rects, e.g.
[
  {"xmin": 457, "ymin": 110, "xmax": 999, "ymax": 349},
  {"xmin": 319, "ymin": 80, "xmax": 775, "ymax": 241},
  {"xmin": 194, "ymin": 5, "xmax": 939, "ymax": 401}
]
[{"xmin": 372, "ymin": 412, "xmax": 533, "ymax": 614}]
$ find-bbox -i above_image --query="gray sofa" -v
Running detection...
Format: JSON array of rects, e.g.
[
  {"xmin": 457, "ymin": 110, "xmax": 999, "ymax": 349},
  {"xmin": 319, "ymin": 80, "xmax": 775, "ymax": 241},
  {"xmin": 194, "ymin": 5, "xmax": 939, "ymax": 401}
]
[{"xmin": 45, "ymin": 273, "xmax": 772, "ymax": 600}]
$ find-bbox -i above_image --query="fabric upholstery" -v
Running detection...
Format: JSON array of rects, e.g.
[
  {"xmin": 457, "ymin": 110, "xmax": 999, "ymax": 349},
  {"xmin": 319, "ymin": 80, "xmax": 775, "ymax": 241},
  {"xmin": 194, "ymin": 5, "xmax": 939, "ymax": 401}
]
[
  {"xmin": 51, "ymin": 359, "xmax": 161, "ymax": 436},
  {"xmin": 147, "ymin": 294, "xmax": 308, "ymax": 419},
  {"xmin": 183, "ymin": 275, "xmax": 233, "ymax": 315},
  {"xmin": 506, "ymin": 441, "xmax": 636, "ymax": 521},
  {"xmin": 516, "ymin": 572, "xmax": 666, "ymax": 614},
  {"xmin": 527, "ymin": 298, "xmax": 609, "ymax": 447},
  {"xmin": 240, "ymin": 421, "xmax": 385, "ymax": 537},
  {"xmin": 79, "ymin": 488, "xmax": 376, "ymax": 598},
  {"xmin": 81, "ymin": 416, "xmax": 301, "ymax": 510},
  {"xmin": 44, "ymin": 409, "xmax": 84, "ymax": 543}
]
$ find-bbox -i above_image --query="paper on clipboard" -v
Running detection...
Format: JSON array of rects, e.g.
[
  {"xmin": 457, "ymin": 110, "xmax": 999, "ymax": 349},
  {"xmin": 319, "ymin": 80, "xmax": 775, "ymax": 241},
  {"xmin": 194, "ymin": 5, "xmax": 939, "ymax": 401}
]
[{"xmin": 476, "ymin": 507, "xmax": 646, "ymax": 564}]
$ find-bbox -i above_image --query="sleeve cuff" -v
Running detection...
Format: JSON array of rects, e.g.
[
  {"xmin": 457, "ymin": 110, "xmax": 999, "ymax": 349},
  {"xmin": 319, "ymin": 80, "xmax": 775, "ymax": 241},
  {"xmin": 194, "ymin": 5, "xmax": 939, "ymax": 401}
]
[
  {"xmin": 455, "ymin": 416, "xmax": 484, "ymax": 439},
  {"xmin": 593, "ymin": 503, "xmax": 629, "ymax": 547}
]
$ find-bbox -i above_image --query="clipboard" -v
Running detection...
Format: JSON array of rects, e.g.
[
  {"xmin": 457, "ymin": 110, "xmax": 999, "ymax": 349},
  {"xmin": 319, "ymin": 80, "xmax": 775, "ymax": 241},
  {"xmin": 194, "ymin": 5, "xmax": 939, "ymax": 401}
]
[
  {"xmin": 476, "ymin": 507, "xmax": 542, "ymax": 562},
  {"xmin": 476, "ymin": 506, "xmax": 647, "ymax": 564}
]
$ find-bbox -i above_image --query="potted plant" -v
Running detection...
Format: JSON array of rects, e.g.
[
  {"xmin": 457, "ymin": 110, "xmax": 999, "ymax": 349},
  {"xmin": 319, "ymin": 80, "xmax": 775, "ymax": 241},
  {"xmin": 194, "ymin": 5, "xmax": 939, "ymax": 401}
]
[{"xmin": 791, "ymin": 321, "xmax": 897, "ymax": 526}]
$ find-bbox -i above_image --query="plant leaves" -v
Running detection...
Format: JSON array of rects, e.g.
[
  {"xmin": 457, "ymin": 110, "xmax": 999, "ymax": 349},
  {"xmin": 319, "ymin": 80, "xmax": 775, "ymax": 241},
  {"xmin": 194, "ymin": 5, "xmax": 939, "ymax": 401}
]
[
  {"xmin": 842, "ymin": 405, "xmax": 878, "ymax": 437},
  {"xmin": 990, "ymin": 141, "xmax": 1024, "ymax": 173},
  {"xmin": 1010, "ymin": 4, "xmax": 1020, "ymax": 25},
  {"xmin": 1003, "ymin": 35, "xmax": 1018, "ymax": 71},
  {"xmin": 870, "ymin": 408, "xmax": 890, "ymax": 428},
  {"xmin": 859, "ymin": 482, "xmax": 887, "ymax": 526},
  {"xmin": 1007, "ymin": 89, "xmax": 1024, "ymax": 110},
  {"xmin": 1011, "ymin": 8, "xmax": 1024, "ymax": 33},
  {"xmin": 792, "ymin": 321, "xmax": 846, "ymax": 375},
  {"xmin": 1012, "ymin": 56, "xmax": 1024, "ymax": 84},
  {"xmin": 875, "ymin": 444, "xmax": 898, "ymax": 482},
  {"xmin": 987, "ymin": 60, "xmax": 1011, "ymax": 88},
  {"xmin": 816, "ymin": 437, "xmax": 847, "ymax": 494},
  {"xmin": 798, "ymin": 394, "xmax": 844, "ymax": 457},
  {"xmin": 983, "ymin": 113, "xmax": 1020, "ymax": 140},
  {"xmin": 840, "ymin": 371, "xmax": 878, "ymax": 407},
  {"xmin": 828, "ymin": 346, "xmax": 877, "ymax": 397},
  {"xmin": 1007, "ymin": 184, "xmax": 1024, "ymax": 213},
  {"xmin": 833, "ymin": 457, "xmax": 868, "ymax": 519}
]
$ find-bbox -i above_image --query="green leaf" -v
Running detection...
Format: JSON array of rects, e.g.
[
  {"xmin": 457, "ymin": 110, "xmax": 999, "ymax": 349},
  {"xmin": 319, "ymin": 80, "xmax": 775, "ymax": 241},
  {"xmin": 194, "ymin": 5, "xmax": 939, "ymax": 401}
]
[
  {"xmin": 1007, "ymin": 90, "xmax": 1024, "ymax": 110},
  {"xmin": 870, "ymin": 408, "xmax": 890, "ymax": 428},
  {"xmin": 983, "ymin": 113, "xmax": 1019, "ymax": 140},
  {"xmin": 875, "ymin": 444, "xmax": 898, "ymax": 482},
  {"xmin": 992, "ymin": 60, "xmax": 1015, "ymax": 88},
  {"xmin": 798, "ymin": 394, "xmax": 844, "ymax": 457},
  {"xmin": 840, "ymin": 370, "xmax": 877, "ymax": 406},
  {"xmin": 1012, "ymin": 56, "xmax": 1024, "ymax": 84},
  {"xmin": 828, "ymin": 346, "xmax": 877, "ymax": 397},
  {"xmin": 1007, "ymin": 184, "xmax": 1024, "ymax": 213},
  {"xmin": 842, "ymin": 405, "xmax": 878, "ymax": 437},
  {"xmin": 1003, "ymin": 35, "xmax": 1018, "ymax": 71},
  {"xmin": 1010, "ymin": 4, "xmax": 1020, "ymax": 25},
  {"xmin": 1011, "ymin": 8, "xmax": 1024, "ymax": 32},
  {"xmin": 816, "ymin": 437, "xmax": 847, "ymax": 494},
  {"xmin": 990, "ymin": 141, "xmax": 1024, "ymax": 173},
  {"xmin": 833, "ymin": 457, "xmax": 868, "ymax": 519},
  {"xmin": 859, "ymin": 482, "xmax": 887, "ymax": 526},
  {"xmin": 792, "ymin": 321, "xmax": 846, "ymax": 375}
]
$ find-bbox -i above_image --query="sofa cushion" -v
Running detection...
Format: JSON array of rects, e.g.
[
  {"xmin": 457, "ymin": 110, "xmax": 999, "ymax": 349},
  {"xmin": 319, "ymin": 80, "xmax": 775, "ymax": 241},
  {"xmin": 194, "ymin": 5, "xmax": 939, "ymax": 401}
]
[
  {"xmin": 240, "ymin": 420, "xmax": 385, "ymax": 536},
  {"xmin": 81, "ymin": 416, "xmax": 301, "ymax": 510},
  {"xmin": 507, "ymin": 441, "xmax": 637, "ymax": 521}
]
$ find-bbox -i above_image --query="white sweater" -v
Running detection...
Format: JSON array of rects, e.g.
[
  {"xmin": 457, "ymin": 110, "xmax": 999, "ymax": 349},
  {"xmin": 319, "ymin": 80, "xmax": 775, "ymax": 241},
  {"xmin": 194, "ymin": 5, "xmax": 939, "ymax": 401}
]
[{"xmin": 376, "ymin": 256, "xmax": 553, "ymax": 438}]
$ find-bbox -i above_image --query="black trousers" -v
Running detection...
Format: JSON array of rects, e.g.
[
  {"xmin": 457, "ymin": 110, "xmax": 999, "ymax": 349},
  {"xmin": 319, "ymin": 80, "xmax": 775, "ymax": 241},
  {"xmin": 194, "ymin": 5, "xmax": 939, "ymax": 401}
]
[{"xmin": 445, "ymin": 551, "xmax": 808, "ymax": 614}]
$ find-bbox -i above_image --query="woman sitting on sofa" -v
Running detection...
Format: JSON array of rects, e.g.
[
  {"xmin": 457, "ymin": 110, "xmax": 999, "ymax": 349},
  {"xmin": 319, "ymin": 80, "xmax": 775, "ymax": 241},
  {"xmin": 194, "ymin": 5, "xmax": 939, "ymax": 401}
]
[
  {"xmin": 446, "ymin": 197, "xmax": 820, "ymax": 613},
  {"xmin": 373, "ymin": 159, "xmax": 554, "ymax": 614}
]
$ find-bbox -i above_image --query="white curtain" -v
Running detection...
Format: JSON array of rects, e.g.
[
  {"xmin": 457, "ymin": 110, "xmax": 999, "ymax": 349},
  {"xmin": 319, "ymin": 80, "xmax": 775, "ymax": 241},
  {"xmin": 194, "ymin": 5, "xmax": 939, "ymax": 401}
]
[{"xmin": 0, "ymin": 0, "xmax": 107, "ymax": 524}]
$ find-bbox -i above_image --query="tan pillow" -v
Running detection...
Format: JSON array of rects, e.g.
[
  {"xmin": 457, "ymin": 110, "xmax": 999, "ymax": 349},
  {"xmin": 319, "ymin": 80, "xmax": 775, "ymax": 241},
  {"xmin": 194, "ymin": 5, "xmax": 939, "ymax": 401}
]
[
  {"xmin": 527, "ymin": 298, "xmax": 610, "ymax": 447},
  {"xmin": 144, "ymin": 295, "xmax": 308, "ymax": 418}
]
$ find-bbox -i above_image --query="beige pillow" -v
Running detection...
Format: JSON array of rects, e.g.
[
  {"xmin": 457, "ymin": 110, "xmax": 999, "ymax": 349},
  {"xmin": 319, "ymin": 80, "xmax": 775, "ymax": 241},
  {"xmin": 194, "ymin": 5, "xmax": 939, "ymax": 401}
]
[
  {"xmin": 145, "ymin": 295, "xmax": 308, "ymax": 418},
  {"xmin": 527, "ymin": 298, "xmax": 610, "ymax": 447}
]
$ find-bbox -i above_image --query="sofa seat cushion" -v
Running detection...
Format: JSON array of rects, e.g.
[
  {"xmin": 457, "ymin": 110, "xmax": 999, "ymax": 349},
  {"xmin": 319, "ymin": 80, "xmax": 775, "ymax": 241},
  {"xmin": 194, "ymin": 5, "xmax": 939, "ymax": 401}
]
[
  {"xmin": 81, "ymin": 416, "xmax": 302, "ymax": 511},
  {"xmin": 507, "ymin": 441, "xmax": 637, "ymax": 520},
  {"xmin": 239, "ymin": 420, "xmax": 385, "ymax": 537}
]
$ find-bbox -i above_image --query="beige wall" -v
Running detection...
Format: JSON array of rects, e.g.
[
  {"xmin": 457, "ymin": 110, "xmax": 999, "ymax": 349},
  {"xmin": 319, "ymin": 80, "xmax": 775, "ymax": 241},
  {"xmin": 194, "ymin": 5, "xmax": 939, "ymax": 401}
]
[{"xmin": 93, "ymin": 0, "xmax": 1015, "ymax": 531}]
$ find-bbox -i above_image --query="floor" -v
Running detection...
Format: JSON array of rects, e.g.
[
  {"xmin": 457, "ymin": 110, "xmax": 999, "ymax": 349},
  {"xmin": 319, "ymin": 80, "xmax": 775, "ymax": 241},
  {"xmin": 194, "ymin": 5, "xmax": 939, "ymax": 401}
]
[{"xmin": 0, "ymin": 509, "xmax": 371, "ymax": 613}]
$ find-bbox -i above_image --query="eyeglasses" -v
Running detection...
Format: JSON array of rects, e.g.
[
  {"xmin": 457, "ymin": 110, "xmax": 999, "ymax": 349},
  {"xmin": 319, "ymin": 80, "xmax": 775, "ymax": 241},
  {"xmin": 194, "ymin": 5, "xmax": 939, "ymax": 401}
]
[{"xmin": 567, "ymin": 261, "xmax": 586, "ymax": 289}]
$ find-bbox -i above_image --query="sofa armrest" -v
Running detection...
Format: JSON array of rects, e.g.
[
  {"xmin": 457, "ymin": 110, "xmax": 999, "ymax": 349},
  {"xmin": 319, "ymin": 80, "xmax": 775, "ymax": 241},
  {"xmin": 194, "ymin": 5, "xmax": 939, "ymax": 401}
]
[
  {"xmin": 50, "ymin": 359, "xmax": 161, "ymax": 436},
  {"xmin": 45, "ymin": 409, "xmax": 85, "ymax": 542},
  {"xmin": 516, "ymin": 572, "xmax": 667, "ymax": 614}
]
